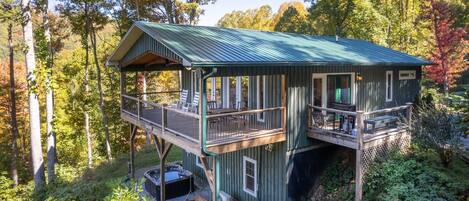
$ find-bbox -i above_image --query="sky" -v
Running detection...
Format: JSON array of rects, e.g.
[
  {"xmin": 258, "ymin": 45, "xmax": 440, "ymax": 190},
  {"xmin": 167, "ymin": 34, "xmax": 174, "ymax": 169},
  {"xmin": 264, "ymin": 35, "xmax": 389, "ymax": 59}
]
[
  {"xmin": 49, "ymin": 0, "xmax": 306, "ymax": 27},
  {"xmin": 198, "ymin": 0, "xmax": 306, "ymax": 26}
]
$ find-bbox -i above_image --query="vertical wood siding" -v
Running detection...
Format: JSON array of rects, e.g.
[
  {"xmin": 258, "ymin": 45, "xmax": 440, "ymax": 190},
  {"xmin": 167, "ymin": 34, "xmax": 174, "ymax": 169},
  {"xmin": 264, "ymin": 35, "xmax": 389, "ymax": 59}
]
[
  {"xmin": 121, "ymin": 33, "xmax": 183, "ymax": 65},
  {"xmin": 180, "ymin": 65, "xmax": 421, "ymax": 201}
]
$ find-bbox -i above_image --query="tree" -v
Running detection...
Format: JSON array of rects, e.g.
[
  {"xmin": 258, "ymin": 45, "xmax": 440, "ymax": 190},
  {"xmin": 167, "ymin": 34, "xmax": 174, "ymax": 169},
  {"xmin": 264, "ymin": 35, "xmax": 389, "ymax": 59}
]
[
  {"xmin": 39, "ymin": 0, "xmax": 57, "ymax": 183},
  {"xmin": 217, "ymin": 5, "xmax": 274, "ymax": 31},
  {"xmin": 422, "ymin": 0, "xmax": 467, "ymax": 95},
  {"xmin": 274, "ymin": 4, "xmax": 312, "ymax": 34},
  {"xmin": 0, "ymin": 0, "xmax": 21, "ymax": 186},
  {"xmin": 21, "ymin": 0, "xmax": 45, "ymax": 191},
  {"xmin": 308, "ymin": 0, "xmax": 355, "ymax": 37}
]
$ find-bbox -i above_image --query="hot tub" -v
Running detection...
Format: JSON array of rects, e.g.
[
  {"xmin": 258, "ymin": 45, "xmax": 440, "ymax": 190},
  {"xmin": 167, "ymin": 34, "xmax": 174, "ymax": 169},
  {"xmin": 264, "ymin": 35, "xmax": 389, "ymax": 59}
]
[{"xmin": 143, "ymin": 165, "xmax": 195, "ymax": 200}]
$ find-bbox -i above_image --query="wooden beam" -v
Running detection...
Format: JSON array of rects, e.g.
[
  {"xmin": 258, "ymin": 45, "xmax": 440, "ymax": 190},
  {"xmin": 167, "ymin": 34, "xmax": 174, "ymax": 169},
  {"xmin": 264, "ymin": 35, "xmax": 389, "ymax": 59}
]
[
  {"xmin": 207, "ymin": 132, "xmax": 286, "ymax": 154},
  {"xmin": 129, "ymin": 124, "xmax": 137, "ymax": 178},
  {"xmin": 120, "ymin": 63, "xmax": 184, "ymax": 72},
  {"xmin": 199, "ymin": 156, "xmax": 215, "ymax": 192},
  {"xmin": 355, "ymin": 111, "xmax": 364, "ymax": 201},
  {"xmin": 152, "ymin": 135, "xmax": 173, "ymax": 201}
]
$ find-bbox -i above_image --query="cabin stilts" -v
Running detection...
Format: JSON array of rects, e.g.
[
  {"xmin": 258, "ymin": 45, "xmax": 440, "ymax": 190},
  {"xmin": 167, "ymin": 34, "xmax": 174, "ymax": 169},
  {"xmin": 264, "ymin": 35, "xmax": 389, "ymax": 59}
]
[{"xmin": 153, "ymin": 135, "xmax": 173, "ymax": 201}]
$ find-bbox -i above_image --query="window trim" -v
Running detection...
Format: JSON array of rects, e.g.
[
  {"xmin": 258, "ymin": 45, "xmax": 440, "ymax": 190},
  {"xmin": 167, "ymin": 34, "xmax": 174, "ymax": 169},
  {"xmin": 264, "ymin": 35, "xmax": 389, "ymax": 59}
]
[
  {"xmin": 256, "ymin": 76, "xmax": 266, "ymax": 122},
  {"xmin": 195, "ymin": 156, "xmax": 203, "ymax": 168},
  {"xmin": 243, "ymin": 156, "xmax": 257, "ymax": 197},
  {"xmin": 311, "ymin": 72, "xmax": 357, "ymax": 106},
  {"xmin": 386, "ymin": 71, "xmax": 393, "ymax": 102},
  {"xmin": 399, "ymin": 70, "xmax": 416, "ymax": 80}
]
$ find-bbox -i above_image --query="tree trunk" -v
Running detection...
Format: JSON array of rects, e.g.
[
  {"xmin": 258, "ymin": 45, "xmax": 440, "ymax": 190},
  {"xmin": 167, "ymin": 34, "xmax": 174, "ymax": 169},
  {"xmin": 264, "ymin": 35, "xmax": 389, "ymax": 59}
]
[
  {"xmin": 8, "ymin": 23, "xmax": 19, "ymax": 187},
  {"xmin": 43, "ymin": 0, "xmax": 56, "ymax": 183},
  {"xmin": 90, "ymin": 25, "xmax": 112, "ymax": 160},
  {"xmin": 22, "ymin": 0, "xmax": 46, "ymax": 191},
  {"xmin": 84, "ymin": 3, "xmax": 93, "ymax": 168}
]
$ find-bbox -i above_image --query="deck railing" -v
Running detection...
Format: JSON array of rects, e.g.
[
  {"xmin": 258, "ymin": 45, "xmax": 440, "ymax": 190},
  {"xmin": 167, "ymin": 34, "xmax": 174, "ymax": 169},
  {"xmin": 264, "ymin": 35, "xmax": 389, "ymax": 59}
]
[
  {"xmin": 307, "ymin": 103, "xmax": 412, "ymax": 141},
  {"xmin": 206, "ymin": 107, "xmax": 284, "ymax": 143},
  {"xmin": 122, "ymin": 93, "xmax": 285, "ymax": 145}
]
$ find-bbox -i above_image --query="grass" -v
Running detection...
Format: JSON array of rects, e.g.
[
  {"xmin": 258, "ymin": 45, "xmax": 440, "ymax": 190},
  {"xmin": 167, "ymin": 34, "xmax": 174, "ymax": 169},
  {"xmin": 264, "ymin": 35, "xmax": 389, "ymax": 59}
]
[{"xmin": 37, "ymin": 145, "xmax": 183, "ymax": 201}]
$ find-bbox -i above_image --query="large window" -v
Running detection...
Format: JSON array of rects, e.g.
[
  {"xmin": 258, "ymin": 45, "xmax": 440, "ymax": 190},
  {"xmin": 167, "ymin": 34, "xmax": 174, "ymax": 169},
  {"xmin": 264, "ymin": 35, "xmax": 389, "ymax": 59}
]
[
  {"xmin": 243, "ymin": 156, "xmax": 257, "ymax": 197},
  {"xmin": 386, "ymin": 71, "xmax": 393, "ymax": 102},
  {"xmin": 327, "ymin": 75, "xmax": 351, "ymax": 106},
  {"xmin": 257, "ymin": 76, "xmax": 265, "ymax": 121}
]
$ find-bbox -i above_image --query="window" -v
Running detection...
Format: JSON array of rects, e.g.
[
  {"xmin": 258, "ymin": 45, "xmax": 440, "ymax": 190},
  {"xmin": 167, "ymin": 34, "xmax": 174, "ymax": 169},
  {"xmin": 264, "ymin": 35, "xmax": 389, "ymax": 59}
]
[
  {"xmin": 243, "ymin": 156, "xmax": 257, "ymax": 197},
  {"xmin": 327, "ymin": 75, "xmax": 352, "ymax": 106},
  {"xmin": 399, "ymin": 70, "xmax": 416, "ymax": 80},
  {"xmin": 386, "ymin": 71, "xmax": 393, "ymax": 102},
  {"xmin": 256, "ymin": 76, "xmax": 265, "ymax": 121},
  {"xmin": 195, "ymin": 156, "xmax": 203, "ymax": 168}
]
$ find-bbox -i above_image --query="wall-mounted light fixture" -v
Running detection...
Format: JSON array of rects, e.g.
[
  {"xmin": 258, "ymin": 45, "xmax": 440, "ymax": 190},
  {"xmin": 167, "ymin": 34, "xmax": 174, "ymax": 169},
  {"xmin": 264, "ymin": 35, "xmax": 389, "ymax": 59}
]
[{"xmin": 356, "ymin": 73, "xmax": 363, "ymax": 81}]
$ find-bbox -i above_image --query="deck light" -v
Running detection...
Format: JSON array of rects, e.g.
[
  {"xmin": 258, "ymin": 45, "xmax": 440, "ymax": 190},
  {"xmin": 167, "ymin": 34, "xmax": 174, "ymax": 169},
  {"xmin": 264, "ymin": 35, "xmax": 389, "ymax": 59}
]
[{"xmin": 356, "ymin": 73, "xmax": 363, "ymax": 81}]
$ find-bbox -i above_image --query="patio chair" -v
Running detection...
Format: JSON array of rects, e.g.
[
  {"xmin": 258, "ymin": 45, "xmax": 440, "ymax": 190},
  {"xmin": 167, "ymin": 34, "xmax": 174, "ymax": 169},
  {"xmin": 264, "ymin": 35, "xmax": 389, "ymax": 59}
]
[
  {"xmin": 207, "ymin": 101, "xmax": 218, "ymax": 110},
  {"xmin": 186, "ymin": 92, "xmax": 199, "ymax": 113},
  {"xmin": 177, "ymin": 89, "xmax": 189, "ymax": 109},
  {"xmin": 312, "ymin": 111, "xmax": 325, "ymax": 128}
]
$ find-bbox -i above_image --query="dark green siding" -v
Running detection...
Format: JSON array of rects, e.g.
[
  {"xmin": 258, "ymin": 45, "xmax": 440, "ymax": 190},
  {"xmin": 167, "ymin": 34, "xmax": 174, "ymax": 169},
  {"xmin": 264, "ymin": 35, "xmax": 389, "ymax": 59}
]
[
  {"xmin": 181, "ymin": 65, "xmax": 421, "ymax": 201},
  {"xmin": 122, "ymin": 33, "xmax": 182, "ymax": 65}
]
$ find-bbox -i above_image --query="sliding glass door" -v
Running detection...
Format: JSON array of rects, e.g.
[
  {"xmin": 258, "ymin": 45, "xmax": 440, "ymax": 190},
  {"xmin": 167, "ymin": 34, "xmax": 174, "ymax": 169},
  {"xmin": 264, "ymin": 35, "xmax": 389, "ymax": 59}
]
[{"xmin": 327, "ymin": 75, "xmax": 352, "ymax": 106}]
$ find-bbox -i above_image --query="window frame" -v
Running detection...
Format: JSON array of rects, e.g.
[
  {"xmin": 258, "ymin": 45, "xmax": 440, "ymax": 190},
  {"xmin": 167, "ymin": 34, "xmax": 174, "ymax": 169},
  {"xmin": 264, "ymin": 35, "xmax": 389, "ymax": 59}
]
[
  {"xmin": 243, "ymin": 156, "xmax": 257, "ymax": 197},
  {"xmin": 195, "ymin": 156, "xmax": 203, "ymax": 168},
  {"xmin": 399, "ymin": 70, "xmax": 416, "ymax": 80},
  {"xmin": 386, "ymin": 71, "xmax": 393, "ymax": 102}
]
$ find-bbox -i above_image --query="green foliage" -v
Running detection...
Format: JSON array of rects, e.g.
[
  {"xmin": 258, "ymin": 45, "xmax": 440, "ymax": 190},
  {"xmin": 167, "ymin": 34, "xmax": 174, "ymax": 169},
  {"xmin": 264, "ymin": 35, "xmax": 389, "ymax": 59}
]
[
  {"xmin": 274, "ymin": 5, "xmax": 312, "ymax": 34},
  {"xmin": 411, "ymin": 104, "xmax": 462, "ymax": 167},
  {"xmin": 364, "ymin": 148, "xmax": 468, "ymax": 201},
  {"xmin": 318, "ymin": 156, "xmax": 354, "ymax": 201},
  {"xmin": 0, "ymin": 172, "xmax": 33, "ymax": 201}
]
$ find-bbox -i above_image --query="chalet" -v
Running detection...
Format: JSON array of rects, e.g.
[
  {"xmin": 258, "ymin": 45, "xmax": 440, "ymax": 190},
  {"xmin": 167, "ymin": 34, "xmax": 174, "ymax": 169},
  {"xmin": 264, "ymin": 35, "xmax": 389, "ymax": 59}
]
[{"xmin": 107, "ymin": 22, "xmax": 431, "ymax": 201}]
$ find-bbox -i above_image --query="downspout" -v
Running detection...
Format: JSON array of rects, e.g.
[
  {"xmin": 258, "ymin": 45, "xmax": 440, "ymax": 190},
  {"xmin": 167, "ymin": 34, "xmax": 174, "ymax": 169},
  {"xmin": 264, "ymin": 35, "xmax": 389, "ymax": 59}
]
[
  {"xmin": 199, "ymin": 67, "xmax": 217, "ymax": 156},
  {"xmin": 198, "ymin": 67, "xmax": 220, "ymax": 201}
]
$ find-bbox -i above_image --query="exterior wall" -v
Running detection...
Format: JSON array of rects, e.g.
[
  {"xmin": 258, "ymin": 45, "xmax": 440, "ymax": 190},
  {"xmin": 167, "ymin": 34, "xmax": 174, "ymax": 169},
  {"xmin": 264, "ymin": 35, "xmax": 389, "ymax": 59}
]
[
  {"xmin": 181, "ymin": 65, "xmax": 421, "ymax": 201},
  {"xmin": 121, "ymin": 33, "xmax": 182, "ymax": 65}
]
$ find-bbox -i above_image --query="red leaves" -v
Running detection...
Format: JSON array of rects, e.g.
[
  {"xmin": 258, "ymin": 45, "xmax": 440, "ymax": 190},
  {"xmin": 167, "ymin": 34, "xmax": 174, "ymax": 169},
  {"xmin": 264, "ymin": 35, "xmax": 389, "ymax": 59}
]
[{"xmin": 423, "ymin": 0, "xmax": 467, "ymax": 91}]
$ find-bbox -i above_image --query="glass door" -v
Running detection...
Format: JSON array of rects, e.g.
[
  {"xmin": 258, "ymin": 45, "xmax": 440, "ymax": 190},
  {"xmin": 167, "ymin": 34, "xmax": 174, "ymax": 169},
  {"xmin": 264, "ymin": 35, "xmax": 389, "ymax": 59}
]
[
  {"xmin": 327, "ymin": 75, "xmax": 352, "ymax": 106},
  {"xmin": 312, "ymin": 74, "xmax": 327, "ymax": 108}
]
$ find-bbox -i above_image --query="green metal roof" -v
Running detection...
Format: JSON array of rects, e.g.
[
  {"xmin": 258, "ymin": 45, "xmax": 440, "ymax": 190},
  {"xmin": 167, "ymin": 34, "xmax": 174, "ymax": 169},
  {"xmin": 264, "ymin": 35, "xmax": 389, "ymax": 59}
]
[{"xmin": 110, "ymin": 21, "xmax": 432, "ymax": 67}]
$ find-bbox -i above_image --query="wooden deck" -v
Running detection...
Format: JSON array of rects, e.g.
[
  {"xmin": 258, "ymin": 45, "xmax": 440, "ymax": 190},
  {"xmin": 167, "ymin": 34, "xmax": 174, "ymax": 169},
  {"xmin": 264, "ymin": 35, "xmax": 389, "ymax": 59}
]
[
  {"xmin": 307, "ymin": 126, "xmax": 408, "ymax": 150},
  {"xmin": 121, "ymin": 95, "xmax": 286, "ymax": 155}
]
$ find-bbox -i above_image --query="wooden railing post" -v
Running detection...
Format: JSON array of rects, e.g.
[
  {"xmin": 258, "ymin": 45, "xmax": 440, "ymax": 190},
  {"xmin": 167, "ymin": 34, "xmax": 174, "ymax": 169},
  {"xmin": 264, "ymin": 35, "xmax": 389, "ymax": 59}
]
[
  {"xmin": 281, "ymin": 74, "xmax": 286, "ymax": 132},
  {"xmin": 406, "ymin": 102, "xmax": 413, "ymax": 129},
  {"xmin": 308, "ymin": 105, "xmax": 312, "ymax": 129},
  {"xmin": 355, "ymin": 111, "xmax": 364, "ymax": 201},
  {"xmin": 162, "ymin": 107, "xmax": 167, "ymax": 135}
]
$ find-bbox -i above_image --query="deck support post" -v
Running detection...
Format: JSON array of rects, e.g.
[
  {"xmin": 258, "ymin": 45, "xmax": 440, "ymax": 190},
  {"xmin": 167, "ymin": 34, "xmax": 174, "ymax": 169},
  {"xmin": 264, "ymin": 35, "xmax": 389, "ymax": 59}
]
[
  {"xmin": 120, "ymin": 72, "xmax": 126, "ymax": 113},
  {"xmin": 406, "ymin": 102, "xmax": 413, "ymax": 129},
  {"xmin": 153, "ymin": 135, "xmax": 173, "ymax": 201},
  {"xmin": 199, "ymin": 156, "xmax": 219, "ymax": 201},
  {"xmin": 129, "ymin": 124, "xmax": 137, "ymax": 178},
  {"xmin": 355, "ymin": 111, "xmax": 364, "ymax": 201}
]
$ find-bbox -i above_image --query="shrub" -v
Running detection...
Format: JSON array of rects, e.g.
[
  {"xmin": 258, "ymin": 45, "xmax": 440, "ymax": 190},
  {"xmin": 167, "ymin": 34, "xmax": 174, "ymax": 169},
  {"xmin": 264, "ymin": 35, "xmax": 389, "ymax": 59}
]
[
  {"xmin": 364, "ymin": 151, "xmax": 465, "ymax": 201},
  {"xmin": 411, "ymin": 104, "xmax": 462, "ymax": 167}
]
